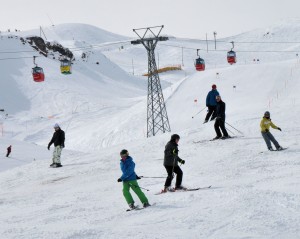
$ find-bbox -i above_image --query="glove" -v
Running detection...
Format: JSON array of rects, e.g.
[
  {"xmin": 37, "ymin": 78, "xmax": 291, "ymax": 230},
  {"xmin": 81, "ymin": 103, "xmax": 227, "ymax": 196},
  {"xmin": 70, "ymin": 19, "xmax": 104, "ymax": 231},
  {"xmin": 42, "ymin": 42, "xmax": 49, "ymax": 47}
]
[
  {"xmin": 277, "ymin": 127, "xmax": 281, "ymax": 131},
  {"xmin": 179, "ymin": 159, "xmax": 185, "ymax": 165},
  {"xmin": 47, "ymin": 144, "xmax": 50, "ymax": 150},
  {"xmin": 136, "ymin": 175, "xmax": 141, "ymax": 180},
  {"xmin": 117, "ymin": 178, "xmax": 122, "ymax": 182}
]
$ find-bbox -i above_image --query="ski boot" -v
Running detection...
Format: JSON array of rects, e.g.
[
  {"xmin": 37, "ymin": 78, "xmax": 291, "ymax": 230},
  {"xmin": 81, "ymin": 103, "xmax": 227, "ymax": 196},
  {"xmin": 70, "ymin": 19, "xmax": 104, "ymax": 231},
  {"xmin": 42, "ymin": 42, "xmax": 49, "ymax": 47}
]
[
  {"xmin": 143, "ymin": 202, "xmax": 151, "ymax": 208},
  {"xmin": 128, "ymin": 203, "xmax": 136, "ymax": 210},
  {"xmin": 175, "ymin": 185, "xmax": 187, "ymax": 191}
]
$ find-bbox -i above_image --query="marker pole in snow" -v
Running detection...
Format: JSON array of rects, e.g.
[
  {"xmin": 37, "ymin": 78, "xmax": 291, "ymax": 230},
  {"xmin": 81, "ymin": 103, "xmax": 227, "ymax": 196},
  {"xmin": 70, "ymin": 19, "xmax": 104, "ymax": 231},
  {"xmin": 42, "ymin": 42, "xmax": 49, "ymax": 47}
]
[
  {"xmin": 128, "ymin": 183, "xmax": 150, "ymax": 191},
  {"xmin": 192, "ymin": 106, "xmax": 206, "ymax": 118}
]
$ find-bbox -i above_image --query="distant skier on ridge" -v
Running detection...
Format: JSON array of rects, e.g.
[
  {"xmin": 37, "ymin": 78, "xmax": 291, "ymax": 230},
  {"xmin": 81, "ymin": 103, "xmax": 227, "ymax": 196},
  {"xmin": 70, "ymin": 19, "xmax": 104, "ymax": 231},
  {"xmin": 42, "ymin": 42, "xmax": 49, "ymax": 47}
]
[
  {"xmin": 48, "ymin": 123, "xmax": 65, "ymax": 168},
  {"xmin": 117, "ymin": 149, "xmax": 150, "ymax": 210},
  {"xmin": 6, "ymin": 145, "xmax": 12, "ymax": 157},
  {"xmin": 260, "ymin": 111, "xmax": 283, "ymax": 151},
  {"xmin": 204, "ymin": 84, "xmax": 219, "ymax": 124}
]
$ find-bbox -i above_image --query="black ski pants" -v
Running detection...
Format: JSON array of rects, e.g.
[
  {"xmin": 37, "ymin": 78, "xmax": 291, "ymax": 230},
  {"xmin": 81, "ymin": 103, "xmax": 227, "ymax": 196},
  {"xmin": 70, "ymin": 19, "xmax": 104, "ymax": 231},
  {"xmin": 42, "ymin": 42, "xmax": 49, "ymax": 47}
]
[
  {"xmin": 205, "ymin": 106, "xmax": 217, "ymax": 121},
  {"xmin": 164, "ymin": 165, "xmax": 183, "ymax": 187},
  {"xmin": 214, "ymin": 118, "xmax": 229, "ymax": 137}
]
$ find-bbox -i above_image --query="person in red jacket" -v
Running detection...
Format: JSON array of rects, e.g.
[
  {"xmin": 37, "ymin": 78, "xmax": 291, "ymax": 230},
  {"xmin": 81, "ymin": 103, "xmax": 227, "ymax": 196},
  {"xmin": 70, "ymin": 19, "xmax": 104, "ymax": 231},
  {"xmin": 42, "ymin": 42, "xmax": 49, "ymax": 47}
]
[{"xmin": 6, "ymin": 145, "xmax": 12, "ymax": 157}]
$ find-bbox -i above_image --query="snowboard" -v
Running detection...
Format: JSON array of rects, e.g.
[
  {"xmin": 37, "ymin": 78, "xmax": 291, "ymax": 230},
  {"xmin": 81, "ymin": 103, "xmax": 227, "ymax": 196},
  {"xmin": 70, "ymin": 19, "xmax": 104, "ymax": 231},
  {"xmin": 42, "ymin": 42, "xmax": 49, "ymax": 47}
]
[{"xmin": 260, "ymin": 147, "xmax": 288, "ymax": 153}]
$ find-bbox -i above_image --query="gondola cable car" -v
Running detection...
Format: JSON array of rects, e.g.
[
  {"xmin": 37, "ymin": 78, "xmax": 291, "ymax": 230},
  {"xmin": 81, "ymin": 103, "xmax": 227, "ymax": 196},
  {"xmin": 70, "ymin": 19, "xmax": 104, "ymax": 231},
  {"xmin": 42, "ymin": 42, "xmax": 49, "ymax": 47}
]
[
  {"xmin": 227, "ymin": 41, "xmax": 236, "ymax": 65},
  {"xmin": 60, "ymin": 58, "xmax": 72, "ymax": 74},
  {"xmin": 195, "ymin": 49, "xmax": 205, "ymax": 71},
  {"xmin": 32, "ymin": 56, "xmax": 45, "ymax": 82}
]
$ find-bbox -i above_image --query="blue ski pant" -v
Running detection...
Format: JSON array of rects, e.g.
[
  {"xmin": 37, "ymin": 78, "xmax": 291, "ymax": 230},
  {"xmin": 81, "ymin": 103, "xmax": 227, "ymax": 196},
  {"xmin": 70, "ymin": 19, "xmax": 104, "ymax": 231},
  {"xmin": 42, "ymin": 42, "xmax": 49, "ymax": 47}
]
[{"xmin": 261, "ymin": 131, "xmax": 280, "ymax": 149}]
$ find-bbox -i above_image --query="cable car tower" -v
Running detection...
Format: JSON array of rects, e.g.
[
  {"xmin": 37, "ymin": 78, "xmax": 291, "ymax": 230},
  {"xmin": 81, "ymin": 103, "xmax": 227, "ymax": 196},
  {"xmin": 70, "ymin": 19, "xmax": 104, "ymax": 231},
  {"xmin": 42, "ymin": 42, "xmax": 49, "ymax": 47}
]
[{"xmin": 131, "ymin": 25, "xmax": 171, "ymax": 137}]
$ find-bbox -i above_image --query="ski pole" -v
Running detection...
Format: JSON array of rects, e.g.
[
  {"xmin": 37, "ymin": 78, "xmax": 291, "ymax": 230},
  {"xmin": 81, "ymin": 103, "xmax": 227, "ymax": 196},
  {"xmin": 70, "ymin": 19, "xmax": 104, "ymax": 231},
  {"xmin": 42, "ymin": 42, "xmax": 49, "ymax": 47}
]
[
  {"xmin": 128, "ymin": 183, "xmax": 150, "ymax": 191},
  {"xmin": 192, "ymin": 106, "xmax": 206, "ymax": 119},
  {"xmin": 225, "ymin": 127, "xmax": 235, "ymax": 136},
  {"xmin": 225, "ymin": 122, "xmax": 244, "ymax": 135},
  {"xmin": 140, "ymin": 176, "xmax": 165, "ymax": 179}
]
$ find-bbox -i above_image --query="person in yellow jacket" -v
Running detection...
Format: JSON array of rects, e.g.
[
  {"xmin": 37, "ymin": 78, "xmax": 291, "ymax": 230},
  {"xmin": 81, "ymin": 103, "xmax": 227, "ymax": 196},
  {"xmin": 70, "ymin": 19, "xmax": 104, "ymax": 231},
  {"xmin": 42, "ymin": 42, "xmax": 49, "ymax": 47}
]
[{"xmin": 260, "ymin": 111, "xmax": 283, "ymax": 151}]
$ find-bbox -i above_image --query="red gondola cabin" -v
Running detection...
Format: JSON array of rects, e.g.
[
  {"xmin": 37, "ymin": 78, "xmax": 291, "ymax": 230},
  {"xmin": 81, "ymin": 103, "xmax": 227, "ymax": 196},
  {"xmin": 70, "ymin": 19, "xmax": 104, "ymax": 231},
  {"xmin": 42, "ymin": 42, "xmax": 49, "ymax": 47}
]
[
  {"xmin": 227, "ymin": 50, "xmax": 236, "ymax": 65},
  {"xmin": 195, "ymin": 57, "xmax": 205, "ymax": 71},
  {"xmin": 32, "ymin": 66, "xmax": 45, "ymax": 82}
]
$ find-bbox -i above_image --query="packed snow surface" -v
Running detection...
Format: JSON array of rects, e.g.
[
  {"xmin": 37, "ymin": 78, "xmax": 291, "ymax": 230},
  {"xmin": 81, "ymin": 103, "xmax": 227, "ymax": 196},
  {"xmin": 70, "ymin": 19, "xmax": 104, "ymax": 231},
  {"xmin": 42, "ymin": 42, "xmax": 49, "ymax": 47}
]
[{"xmin": 0, "ymin": 22, "xmax": 300, "ymax": 239}]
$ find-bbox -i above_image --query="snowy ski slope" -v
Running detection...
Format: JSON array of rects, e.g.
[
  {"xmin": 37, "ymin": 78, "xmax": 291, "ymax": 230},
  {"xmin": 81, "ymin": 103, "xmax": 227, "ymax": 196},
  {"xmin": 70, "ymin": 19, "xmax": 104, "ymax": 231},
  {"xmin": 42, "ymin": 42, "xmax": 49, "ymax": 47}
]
[{"xmin": 0, "ymin": 21, "xmax": 300, "ymax": 239}]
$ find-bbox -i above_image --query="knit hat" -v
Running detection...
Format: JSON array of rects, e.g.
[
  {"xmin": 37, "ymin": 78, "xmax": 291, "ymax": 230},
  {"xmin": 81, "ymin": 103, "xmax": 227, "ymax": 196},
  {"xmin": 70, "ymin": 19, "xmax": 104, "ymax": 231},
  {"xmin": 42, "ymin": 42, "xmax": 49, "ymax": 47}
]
[
  {"xmin": 212, "ymin": 84, "xmax": 217, "ymax": 89},
  {"xmin": 53, "ymin": 123, "xmax": 60, "ymax": 128},
  {"xmin": 170, "ymin": 134, "xmax": 180, "ymax": 142}
]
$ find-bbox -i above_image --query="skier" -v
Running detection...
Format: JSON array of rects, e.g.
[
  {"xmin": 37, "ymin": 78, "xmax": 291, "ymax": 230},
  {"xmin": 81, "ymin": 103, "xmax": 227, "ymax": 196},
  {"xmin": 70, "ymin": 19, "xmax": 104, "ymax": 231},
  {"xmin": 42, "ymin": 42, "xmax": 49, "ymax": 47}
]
[
  {"xmin": 204, "ymin": 84, "xmax": 219, "ymax": 123},
  {"xmin": 260, "ymin": 111, "xmax": 283, "ymax": 151},
  {"xmin": 48, "ymin": 123, "xmax": 65, "ymax": 168},
  {"xmin": 214, "ymin": 95, "xmax": 229, "ymax": 139},
  {"xmin": 6, "ymin": 145, "xmax": 12, "ymax": 157},
  {"xmin": 163, "ymin": 134, "xmax": 186, "ymax": 192},
  {"xmin": 117, "ymin": 149, "xmax": 150, "ymax": 209}
]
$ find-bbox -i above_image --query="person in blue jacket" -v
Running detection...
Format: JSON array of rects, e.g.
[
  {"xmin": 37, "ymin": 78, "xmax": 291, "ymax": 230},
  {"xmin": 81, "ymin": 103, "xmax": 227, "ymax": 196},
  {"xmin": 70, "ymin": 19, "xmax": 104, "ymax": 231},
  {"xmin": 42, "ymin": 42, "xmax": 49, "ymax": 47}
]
[
  {"xmin": 204, "ymin": 84, "xmax": 220, "ymax": 123},
  {"xmin": 117, "ymin": 149, "xmax": 150, "ymax": 209}
]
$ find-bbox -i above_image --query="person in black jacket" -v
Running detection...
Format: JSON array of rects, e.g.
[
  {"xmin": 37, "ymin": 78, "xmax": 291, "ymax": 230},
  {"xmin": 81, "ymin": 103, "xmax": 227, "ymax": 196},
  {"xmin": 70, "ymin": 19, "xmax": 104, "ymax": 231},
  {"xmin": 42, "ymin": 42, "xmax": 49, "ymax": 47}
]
[
  {"xmin": 214, "ymin": 95, "xmax": 229, "ymax": 139},
  {"xmin": 163, "ymin": 134, "xmax": 186, "ymax": 192},
  {"xmin": 48, "ymin": 123, "xmax": 65, "ymax": 168},
  {"xmin": 6, "ymin": 145, "xmax": 12, "ymax": 157}
]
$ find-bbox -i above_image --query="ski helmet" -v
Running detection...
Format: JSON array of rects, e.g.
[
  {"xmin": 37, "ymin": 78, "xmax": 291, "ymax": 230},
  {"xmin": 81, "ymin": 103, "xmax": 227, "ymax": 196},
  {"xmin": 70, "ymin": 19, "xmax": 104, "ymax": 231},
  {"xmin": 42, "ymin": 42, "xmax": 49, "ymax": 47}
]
[
  {"xmin": 120, "ymin": 149, "xmax": 129, "ymax": 157},
  {"xmin": 212, "ymin": 84, "xmax": 217, "ymax": 89},
  {"xmin": 264, "ymin": 111, "xmax": 270, "ymax": 117},
  {"xmin": 170, "ymin": 134, "xmax": 180, "ymax": 142}
]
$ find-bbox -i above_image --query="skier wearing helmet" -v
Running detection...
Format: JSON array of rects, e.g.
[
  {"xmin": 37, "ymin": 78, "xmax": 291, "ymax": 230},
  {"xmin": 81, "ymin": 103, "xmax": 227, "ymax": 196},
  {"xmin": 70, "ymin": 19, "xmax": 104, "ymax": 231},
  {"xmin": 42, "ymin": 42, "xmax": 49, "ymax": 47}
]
[
  {"xmin": 117, "ymin": 149, "xmax": 150, "ymax": 210},
  {"xmin": 260, "ymin": 111, "xmax": 283, "ymax": 151},
  {"xmin": 163, "ymin": 134, "xmax": 186, "ymax": 192}
]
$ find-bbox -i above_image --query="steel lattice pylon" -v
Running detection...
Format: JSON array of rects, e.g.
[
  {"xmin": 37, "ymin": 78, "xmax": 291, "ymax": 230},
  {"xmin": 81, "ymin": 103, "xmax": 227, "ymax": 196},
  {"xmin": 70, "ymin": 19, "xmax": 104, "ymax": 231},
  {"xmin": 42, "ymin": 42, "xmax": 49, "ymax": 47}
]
[{"xmin": 131, "ymin": 25, "xmax": 171, "ymax": 137}]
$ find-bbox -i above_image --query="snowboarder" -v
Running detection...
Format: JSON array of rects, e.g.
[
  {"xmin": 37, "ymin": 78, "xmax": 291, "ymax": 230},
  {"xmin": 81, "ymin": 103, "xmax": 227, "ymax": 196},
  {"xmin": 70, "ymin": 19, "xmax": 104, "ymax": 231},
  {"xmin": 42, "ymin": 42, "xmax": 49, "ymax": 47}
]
[
  {"xmin": 6, "ymin": 145, "xmax": 12, "ymax": 157},
  {"xmin": 48, "ymin": 123, "xmax": 65, "ymax": 168},
  {"xmin": 260, "ymin": 111, "xmax": 283, "ymax": 151},
  {"xmin": 117, "ymin": 149, "xmax": 150, "ymax": 210},
  {"xmin": 214, "ymin": 95, "xmax": 229, "ymax": 139},
  {"xmin": 204, "ymin": 84, "xmax": 219, "ymax": 123},
  {"xmin": 163, "ymin": 134, "xmax": 186, "ymax": 192}
]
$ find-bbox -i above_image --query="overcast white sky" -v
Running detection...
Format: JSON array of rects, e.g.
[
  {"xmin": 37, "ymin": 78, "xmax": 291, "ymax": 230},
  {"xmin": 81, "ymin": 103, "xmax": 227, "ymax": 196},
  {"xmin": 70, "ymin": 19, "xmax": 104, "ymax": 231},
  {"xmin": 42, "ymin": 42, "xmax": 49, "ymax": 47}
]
[{"xmin": 1, "ymin": 0, "xmax": 300, "ymax": 39}]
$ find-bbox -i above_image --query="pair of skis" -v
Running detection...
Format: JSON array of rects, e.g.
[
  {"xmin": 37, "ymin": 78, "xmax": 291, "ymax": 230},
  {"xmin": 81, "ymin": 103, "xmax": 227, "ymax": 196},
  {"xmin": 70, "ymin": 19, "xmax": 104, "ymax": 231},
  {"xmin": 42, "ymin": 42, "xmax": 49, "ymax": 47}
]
[
  {"xmin": 154, "ymin": 185, "xmax": 212, "ymax": 195},
  {"xmin": 193, "ymin": 136, "xmax": 239, "ymax": 144}
]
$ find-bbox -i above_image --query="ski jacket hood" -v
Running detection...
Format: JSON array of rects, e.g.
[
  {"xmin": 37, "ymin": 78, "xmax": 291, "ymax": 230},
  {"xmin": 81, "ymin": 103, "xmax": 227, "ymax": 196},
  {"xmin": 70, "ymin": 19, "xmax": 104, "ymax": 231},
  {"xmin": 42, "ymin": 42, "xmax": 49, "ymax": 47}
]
[{"xmin": 120, "ymin": 156, "xmax": 137, "ymax": 181}]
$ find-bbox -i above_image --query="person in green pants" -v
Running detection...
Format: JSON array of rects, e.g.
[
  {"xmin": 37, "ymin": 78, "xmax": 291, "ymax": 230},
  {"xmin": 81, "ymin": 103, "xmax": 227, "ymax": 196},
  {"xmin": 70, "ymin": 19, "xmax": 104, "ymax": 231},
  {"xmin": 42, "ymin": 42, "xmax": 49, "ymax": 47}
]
[{"xmin": 117, "ymin": 149, "xmax": 150, "ymax": 209}]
